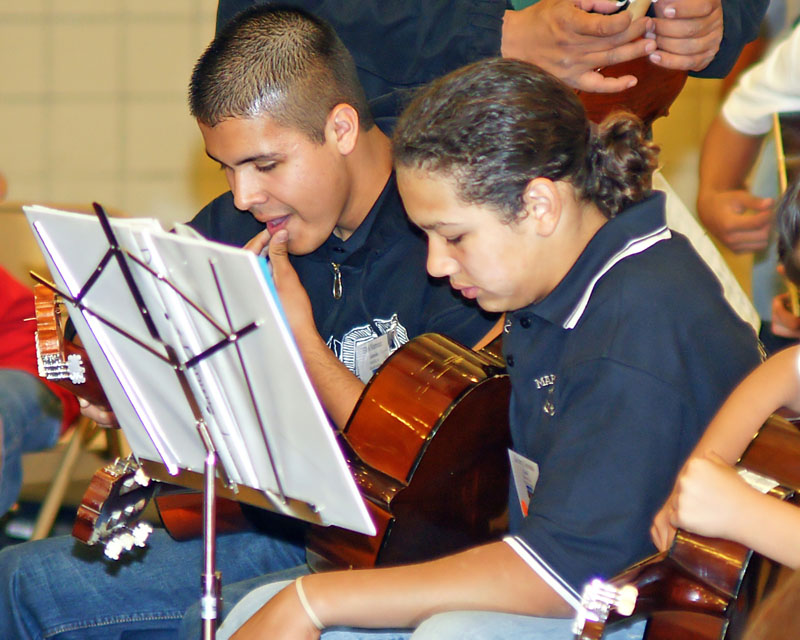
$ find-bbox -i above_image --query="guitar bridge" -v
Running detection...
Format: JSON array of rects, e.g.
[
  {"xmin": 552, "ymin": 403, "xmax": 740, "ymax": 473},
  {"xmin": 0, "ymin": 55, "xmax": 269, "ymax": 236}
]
[{"xmin": 572, "ymin": 578, "xmax": 638, "ymax": 635}]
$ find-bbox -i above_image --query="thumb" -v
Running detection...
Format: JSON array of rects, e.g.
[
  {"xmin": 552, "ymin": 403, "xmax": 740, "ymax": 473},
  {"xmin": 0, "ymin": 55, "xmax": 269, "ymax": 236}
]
[
  {"xmin": 704, "ymin": 451, "xmax": 729, "ymax": 466},
  {"xmin": 268, "ymin": 229, "xmax": 290, "ymax": 266},
  {"xmin": 243, "ymin": 228, "xmax": 272, "ymax": 255}
]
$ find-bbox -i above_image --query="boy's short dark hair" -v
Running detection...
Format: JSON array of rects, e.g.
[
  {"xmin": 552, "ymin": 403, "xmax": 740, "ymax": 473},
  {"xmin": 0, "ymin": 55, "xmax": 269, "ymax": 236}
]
[
  {"xmin": 777, "ymin": 177, "xmax": 800, "ymax": 285},
  {"xmin": 189, "ymin": 4, "xmax": 374, "ymax": 143}
]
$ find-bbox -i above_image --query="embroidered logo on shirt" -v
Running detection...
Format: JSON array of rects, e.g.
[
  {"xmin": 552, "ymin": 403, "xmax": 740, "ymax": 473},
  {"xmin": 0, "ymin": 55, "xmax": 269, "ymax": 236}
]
[
  {"xmin": 328, "ymin": 314, "xmax": 409, "ymax": 381},
  {"xmin": 533, "ymin": 374, "xmax": 556, "ymax": 389},
  {"xmin": 533, "ymin": 376, "xmax": 556, "ymax": 417}
]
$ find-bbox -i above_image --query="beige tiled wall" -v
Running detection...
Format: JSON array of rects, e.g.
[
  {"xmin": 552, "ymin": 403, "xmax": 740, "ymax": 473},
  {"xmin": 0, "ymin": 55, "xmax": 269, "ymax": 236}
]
[
  {"xmin": 652, "ymin": 76, "xmax": 754, "ymax": 294},
  {"xmin": 0, "ymin": 2, "xmax": 732, "ymax": 235},
  {"xmin": 652, "ymin": 76, "xmax": 726, "ymax": 210},
  {"xmin": 0, "ymin": 1, "xmax": 228, "ymax": 228}
]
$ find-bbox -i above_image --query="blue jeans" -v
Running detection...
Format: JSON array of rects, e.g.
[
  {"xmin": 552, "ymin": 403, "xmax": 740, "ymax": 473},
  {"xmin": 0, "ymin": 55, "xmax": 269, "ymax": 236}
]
[
  {"xmin": 209, "ymin": 578, "xmax": 648, "ymax": 640},
  {"xmin": 0, "ymin": 369, "xmax": 63, "ymax": 517},
  {"xmin": 0, "ymin": 518, "xmax": 306, "ymax": 638}
]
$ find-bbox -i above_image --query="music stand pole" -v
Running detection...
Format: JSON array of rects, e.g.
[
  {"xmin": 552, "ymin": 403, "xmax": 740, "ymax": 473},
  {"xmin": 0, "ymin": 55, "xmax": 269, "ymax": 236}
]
[{"xmin": 199, "ymin": 427, "xmax": 221, "ymax": 640}]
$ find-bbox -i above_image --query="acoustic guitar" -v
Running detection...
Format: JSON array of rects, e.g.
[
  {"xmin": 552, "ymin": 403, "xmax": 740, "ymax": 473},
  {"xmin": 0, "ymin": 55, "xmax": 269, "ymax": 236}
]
[
  {"xmin": 34, "ymin": 285, "xmax": 511, "ymax": 566},
  {"xmin": 305, "ymin": 332, "xmax": 510, "ymax": 570},
  {"xmin": 575, "ymin": 0, "xmax": 688, "ymax": 128},
  {"xmin": 572, "ymin": 413, "xmax": 800, "ymax": 640},
  {"xmin": 74, "ymin": 334, "xmax": 511, "ymax": 568}
]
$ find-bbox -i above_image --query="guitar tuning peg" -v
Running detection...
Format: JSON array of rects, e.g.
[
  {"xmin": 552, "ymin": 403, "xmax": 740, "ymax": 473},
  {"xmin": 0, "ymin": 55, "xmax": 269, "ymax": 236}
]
[
  {"xmin": 615, "ymin": 584, "xmax": 638, "ymax": 616},
  {"xmin": 133, "ymin": 467, "xmax": 151, "ymax": 487},
  {"xmin": 104, "ymin": 535, "xmax": 126, "ymax": 560},
  {"xmin": 572, "ymin": 578, "xmax": 639, "ymax": 636},
  {"xmin": 131, "ymin": 522, "xmax": 153, "ymax": 547}
]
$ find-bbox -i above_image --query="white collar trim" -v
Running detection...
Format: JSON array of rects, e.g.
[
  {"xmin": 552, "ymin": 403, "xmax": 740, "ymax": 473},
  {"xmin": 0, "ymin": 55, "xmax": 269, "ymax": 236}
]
[{"xmin": 563, "ymin": 226, "xmax": 671, "ymax": 330}]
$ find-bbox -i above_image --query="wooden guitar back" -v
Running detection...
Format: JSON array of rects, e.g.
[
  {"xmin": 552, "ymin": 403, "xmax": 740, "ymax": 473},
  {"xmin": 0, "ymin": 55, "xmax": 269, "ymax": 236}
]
[{"xmin": 306, "ymin": 333, "xmax": 511, "ymax": 571}]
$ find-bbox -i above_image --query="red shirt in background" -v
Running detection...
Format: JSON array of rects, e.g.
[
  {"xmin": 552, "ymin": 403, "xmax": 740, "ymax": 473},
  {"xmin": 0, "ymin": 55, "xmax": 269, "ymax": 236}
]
[{"xmin": 0, "ymin": 266, "xmax": 80, "ymax": 431}]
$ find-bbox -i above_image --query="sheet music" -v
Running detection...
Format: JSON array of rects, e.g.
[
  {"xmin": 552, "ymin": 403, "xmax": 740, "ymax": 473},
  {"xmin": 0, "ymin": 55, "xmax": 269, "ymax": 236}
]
[{"xmin": 24, "ymin": 204, "xmax": 374, "ymax": 535}]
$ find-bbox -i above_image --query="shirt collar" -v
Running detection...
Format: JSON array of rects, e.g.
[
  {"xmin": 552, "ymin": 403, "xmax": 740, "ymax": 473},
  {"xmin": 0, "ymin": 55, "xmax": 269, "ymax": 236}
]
[
  {"xmin": 304, "ymin": 172, "xmax": 401, "ymax": 265},
  {"xmin": 512, "ymin": 191, "xmax": 669, "ymax": 329}
]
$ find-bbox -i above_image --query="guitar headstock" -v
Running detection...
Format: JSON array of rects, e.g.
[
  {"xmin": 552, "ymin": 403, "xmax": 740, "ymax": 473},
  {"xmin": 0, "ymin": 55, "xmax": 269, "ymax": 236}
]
[
  {"xmin": 72, "ymin": 456, "xmax": 156, "ymax": 560},
  {"xmin": 32, "ymin": 282, "xmax": 110, "ymax": 407}
]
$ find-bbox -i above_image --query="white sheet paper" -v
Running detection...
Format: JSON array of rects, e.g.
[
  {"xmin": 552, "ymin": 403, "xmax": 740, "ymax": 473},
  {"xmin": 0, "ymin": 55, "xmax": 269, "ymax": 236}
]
[{"xmin": 24, "ymin": 204, "xmax": 374, "ymax": 535}]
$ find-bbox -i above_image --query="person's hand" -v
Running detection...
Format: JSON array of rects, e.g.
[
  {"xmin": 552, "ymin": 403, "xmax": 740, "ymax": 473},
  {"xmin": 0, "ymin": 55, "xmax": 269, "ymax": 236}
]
[
  {"xmin": 502, "ymin": 0, "xmax": 655, "ymax": 93},
  {"xmin": 697, "ymin": 189, "xmax": 774, "ymax": 252},
  {"xmin": 244, "ymin": 228, "xmax": 272, "ymax": 256},
  {"xmin": 668, "ymin": 454, "xmax": 750, "ymax": 540},
  {"xmin": 230, "ymin": 582, "xmax": 321, "ymax": 640},
  {"xmin": 265, "ymin": 230, "xmax": 316, "ymax": 340},
  {"xmin": 647, "ymin": 0, "xmax": 723, "ymax": 72},
  {"xmin": 78, "ymin": 397, "xmax": 118, "ymax": 428},
  {"xmin": 772, "ymin": 291, "xmax": 800, "ymax": 339},
  {"xmin": 650, "ymin": 492, "xmax": 677, "ymax": 551}
]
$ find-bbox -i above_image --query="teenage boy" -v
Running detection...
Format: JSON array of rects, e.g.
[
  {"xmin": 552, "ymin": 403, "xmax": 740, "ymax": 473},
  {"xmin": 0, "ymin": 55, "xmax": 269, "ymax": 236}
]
[{"xmin": 0, "ymin": 8, "xmax": 497, "ymax": 639}]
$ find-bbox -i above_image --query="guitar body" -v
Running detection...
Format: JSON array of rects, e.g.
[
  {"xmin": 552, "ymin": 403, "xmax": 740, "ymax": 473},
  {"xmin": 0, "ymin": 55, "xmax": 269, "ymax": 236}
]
[
  {"xmin": 306, "ymin": 332, "xmax": 511, "ymax": 571},
  {"xmin": 71, "ymin": 332, "xmax": 510, "ymax": 563},
  {"xmin": 575, "ymin": 0, "xmax": 688, "ymax": 128},
  {"xmin": 575, "ymin": 413, "xmax": 800, "ymax": 640},
  {"xmin": 153, "ymin": 490, "xmax": 253, "ymax": 540},
  {"xmin": 577, "ymin": 58, "xmax": 687, "ymax": 128}
]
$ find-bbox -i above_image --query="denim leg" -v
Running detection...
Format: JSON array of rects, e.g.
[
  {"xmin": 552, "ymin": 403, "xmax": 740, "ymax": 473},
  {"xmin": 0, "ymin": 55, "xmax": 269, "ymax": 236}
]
[
  {"xmin": 0, "ymin": 523, "xmax": 306, "ymax": 639},
  {"xmin": 213, "ymin": 578, "xmax": 413, "ymax": 640},
  {"xmin": 214, "ymin": 583, "xmax": 647, "ymax": 640},
  {"xmin": 0, "ymin": 370, "xmax": 62, "ymax": 517},
  {"xmin": 412, "ymin": 611, "xmax": 647, "ymax": 640},
  {"xmin": 180, "ymin": 565, "xmax": 310, "ymax": 639}
]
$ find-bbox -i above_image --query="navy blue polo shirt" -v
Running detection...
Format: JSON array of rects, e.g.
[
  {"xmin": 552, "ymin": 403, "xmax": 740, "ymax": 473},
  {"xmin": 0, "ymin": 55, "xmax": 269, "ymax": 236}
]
[
  {"xmin": 189, "ymin": 174, "xmax": 497, "ymax": 379},
  {"xmin": 502, "ymin": 192, "xmax": 761, "ymax": 603}
]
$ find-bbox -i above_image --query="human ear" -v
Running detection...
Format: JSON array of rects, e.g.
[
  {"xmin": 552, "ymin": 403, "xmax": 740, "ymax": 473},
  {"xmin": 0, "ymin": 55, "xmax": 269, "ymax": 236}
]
[
  {"xmin": 521, "ymin": 177, "xmax": 561, "ymax": 237},
  {"xmin": 325, "ymin": 103, "xmax": 360, "ymax": 155}
]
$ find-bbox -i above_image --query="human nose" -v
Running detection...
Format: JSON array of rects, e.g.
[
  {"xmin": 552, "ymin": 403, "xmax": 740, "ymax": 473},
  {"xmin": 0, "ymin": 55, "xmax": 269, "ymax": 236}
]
[
  {"xmin": 426, "ymin": 237, "xmax": 458, "ymax": 279},
  {"xmin": 231, "ymin": 169, "xmax": 267, "ymax": 211}
]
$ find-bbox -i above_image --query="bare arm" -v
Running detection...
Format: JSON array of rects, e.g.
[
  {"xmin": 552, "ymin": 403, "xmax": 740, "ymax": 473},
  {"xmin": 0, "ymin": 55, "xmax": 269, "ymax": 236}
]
[
  {"xmin": 651, "ymin": 345, "xmax": 800, "ymax": 549},
  {"xmin": 230, "ymin": 541, "xmax": 572, "ymax": 639},
  {"xmin": 252, "ymin": 229, "xmax": 365, "ymax": 430},
  {"xmin": 501, "ymin": 0, "xmax": 654, "ymax": 93},
  {"xmin": 685, "ymin": 345, "xmax": 800, "ymax": 463},
  {"xmin": 666, "ymin": 454, "xmax": 800, "ymax": 568},
  {"xmin": 247, "ymin": 229, "xmax": 503, "ymax": 429},
  {"xmin": 696, "ymin": 114, "xmax": 774, "ymax": 252}
]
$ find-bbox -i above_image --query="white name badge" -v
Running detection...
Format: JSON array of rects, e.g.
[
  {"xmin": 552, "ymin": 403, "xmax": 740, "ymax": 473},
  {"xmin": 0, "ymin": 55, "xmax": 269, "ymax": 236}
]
[
  {"xmin": 509, "ymin": 449, "xmax": 540, "ymax": 517},
  {"xmin": 354, "ymin": 331, "xmax": 393, "ymax": 383}
]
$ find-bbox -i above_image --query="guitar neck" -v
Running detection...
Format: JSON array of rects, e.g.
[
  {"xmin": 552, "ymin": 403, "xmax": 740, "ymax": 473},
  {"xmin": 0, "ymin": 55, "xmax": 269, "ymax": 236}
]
[
  {"xmin": 574, "ymin": 414, "xmax": 800, "ymax": 639},
  {"xmin": 773, "ymin": 112, "xmax": 800, "ymax": 316},
  {"xmin": 624, "ymin": 0, "xmax": 652, "ymax": 20}
]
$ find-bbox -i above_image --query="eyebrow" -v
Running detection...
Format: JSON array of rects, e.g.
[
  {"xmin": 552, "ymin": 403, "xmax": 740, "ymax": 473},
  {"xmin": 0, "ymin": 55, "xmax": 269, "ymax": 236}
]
[
  {"xmin": 205, "ymin": 151, "xmax": 283, "ymax": 167},
  {"xmin": 417, "ymin": 221, "xmax": 460, "ymax": 231}
]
